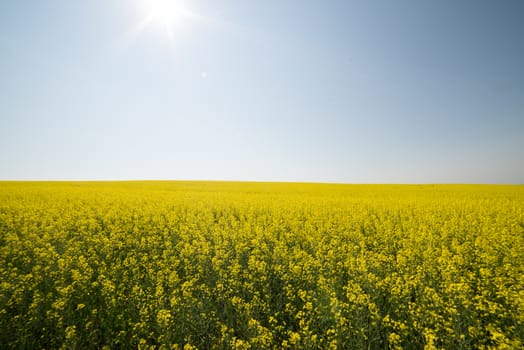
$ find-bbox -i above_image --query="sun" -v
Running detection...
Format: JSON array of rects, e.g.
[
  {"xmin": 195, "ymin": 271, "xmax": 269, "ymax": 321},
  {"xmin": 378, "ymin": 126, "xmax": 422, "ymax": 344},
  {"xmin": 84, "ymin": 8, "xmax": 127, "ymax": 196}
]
[
  {"xmin": 139, "ymin": 0, "xmax": 195, "ymax": 41},
  {"xmin": 146, "ymin": 0, "xmax": 185, "ymax": 24}
]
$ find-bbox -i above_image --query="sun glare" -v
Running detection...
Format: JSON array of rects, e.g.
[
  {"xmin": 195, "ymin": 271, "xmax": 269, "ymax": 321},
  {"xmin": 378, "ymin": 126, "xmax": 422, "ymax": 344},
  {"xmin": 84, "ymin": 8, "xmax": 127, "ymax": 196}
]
[
  {"xmin": 147, "ymin": 0, "xmax": 184, "ymax": 23},
  {"xmin": 139, "ymin": 0, "xmax": 195, "ymax": 41}
]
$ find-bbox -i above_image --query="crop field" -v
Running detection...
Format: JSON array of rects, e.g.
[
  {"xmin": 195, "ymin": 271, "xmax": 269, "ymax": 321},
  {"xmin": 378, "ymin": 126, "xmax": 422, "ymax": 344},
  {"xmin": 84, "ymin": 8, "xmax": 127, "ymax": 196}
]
[{"xmin": 0, "ymin": 181, "xmax": 523, "ymax": 349}]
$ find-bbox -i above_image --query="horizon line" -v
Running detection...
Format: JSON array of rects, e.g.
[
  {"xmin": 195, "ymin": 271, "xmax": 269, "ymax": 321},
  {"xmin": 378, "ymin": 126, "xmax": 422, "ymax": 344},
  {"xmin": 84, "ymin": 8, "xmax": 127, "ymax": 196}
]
[{"xmin": 0, "ymin": 179, "xmax": 522, "ymax": 186}]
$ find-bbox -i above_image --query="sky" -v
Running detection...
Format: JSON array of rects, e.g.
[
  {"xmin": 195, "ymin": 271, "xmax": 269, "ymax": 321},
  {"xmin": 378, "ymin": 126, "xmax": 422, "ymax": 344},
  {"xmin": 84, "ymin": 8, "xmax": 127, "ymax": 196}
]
[{"xmin": 1, "ymin": 0, "xmax": 523, "ymax": 183}]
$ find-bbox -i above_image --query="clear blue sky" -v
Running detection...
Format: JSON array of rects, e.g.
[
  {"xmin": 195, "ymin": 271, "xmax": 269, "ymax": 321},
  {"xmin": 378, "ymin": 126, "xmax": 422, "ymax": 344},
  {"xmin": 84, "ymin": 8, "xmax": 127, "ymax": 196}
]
[{"xmin": 1, "ymin": 0, "xmax": 523, "ymax": 183}]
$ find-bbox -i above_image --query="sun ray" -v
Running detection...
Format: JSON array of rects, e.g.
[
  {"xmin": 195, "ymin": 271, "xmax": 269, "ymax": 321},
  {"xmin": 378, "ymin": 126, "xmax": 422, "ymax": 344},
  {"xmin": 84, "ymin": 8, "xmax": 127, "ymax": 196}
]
[
  {"xmin": 116, "ymin": 0, "xmax": 227, "ymax": 51},
  {"xmin": 164, "ymin": 20, "xmax": 175, "ymax": 43}
]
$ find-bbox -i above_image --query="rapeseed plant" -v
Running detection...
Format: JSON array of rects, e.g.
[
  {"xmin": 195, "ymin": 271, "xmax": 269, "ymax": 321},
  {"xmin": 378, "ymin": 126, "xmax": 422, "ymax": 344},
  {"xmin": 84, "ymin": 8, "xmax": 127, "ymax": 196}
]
[{"xmin": 0, "ymin": 182, "xmax": 523, "ymax": 348}]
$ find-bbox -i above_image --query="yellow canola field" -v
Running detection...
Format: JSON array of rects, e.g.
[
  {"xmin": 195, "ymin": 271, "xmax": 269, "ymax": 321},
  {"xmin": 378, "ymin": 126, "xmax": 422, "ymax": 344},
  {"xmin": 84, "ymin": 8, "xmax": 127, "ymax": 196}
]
[{"xmin": 0, "ymin": 182, "xmax": 523, "ymax": 349}]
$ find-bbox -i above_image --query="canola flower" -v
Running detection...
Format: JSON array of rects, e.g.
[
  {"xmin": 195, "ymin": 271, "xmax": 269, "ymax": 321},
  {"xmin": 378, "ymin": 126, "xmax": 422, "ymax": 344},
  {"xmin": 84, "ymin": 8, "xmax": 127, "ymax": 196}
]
[{"xmin": 0, "ymin": 181, "xmax": 523, "ymax": 349}]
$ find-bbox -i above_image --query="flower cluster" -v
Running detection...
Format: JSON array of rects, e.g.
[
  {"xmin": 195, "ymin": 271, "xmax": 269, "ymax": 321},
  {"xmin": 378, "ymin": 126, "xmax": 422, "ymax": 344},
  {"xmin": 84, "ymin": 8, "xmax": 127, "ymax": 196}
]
[{"xmin": 0, "ymin": 182, "xmax": 523, "ymax": 348}]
